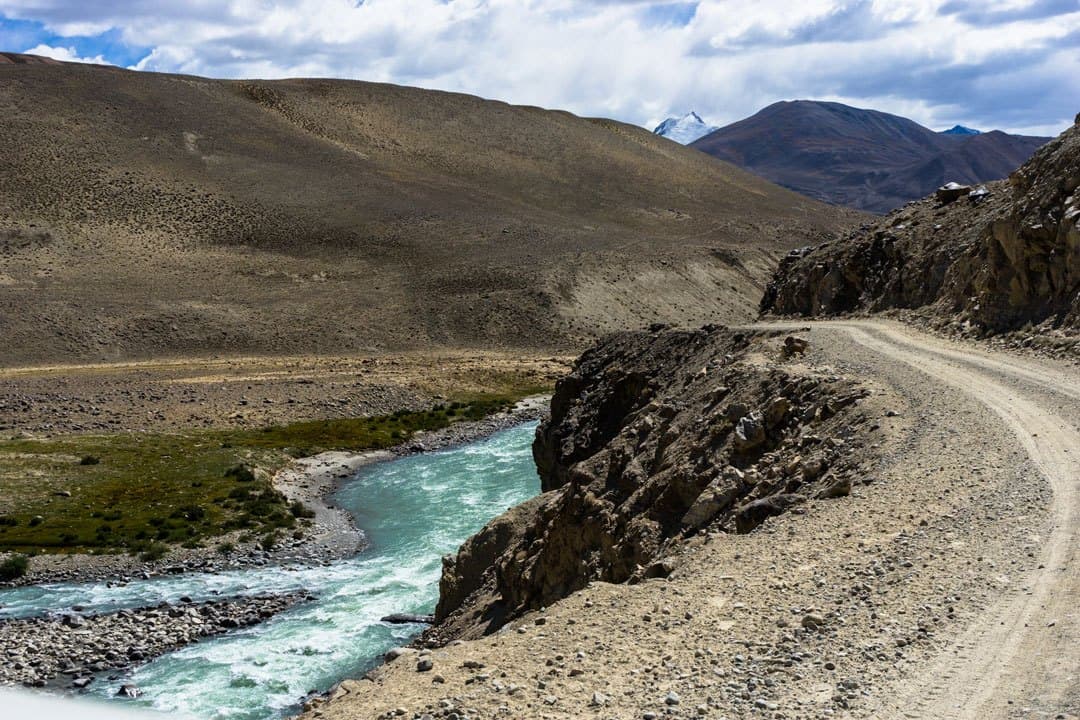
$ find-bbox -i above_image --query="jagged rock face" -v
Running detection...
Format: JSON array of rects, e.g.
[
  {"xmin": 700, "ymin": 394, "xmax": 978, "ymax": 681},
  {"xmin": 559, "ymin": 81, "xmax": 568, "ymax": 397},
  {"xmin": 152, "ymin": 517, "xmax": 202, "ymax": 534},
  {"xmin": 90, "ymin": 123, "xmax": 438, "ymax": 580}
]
[
  {"xmin": 434, "ymin": 494, "xmax": 549, "ymax": 635},
  {"xmin": 431, "ymin": 327, "xmax": 869, "ymax": 640},
  {"xmin": 762, "ymin": 118, "xmax": 1080, "ymax": 334}
]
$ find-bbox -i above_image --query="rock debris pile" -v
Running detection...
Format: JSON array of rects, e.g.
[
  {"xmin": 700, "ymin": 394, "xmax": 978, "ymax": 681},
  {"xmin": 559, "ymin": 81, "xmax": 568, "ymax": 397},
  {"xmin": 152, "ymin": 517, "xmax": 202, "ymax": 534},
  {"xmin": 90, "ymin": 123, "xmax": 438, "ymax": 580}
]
[{"xmin": 0, "ymin": 591, "xmax": 313, "ymax": 688}]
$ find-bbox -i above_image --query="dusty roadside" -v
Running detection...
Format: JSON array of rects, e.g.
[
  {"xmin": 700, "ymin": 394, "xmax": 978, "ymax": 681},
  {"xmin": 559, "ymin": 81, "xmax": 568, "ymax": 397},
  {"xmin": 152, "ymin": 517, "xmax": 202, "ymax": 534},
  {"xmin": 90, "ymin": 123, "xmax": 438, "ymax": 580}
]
[
  {"xmin": 0, "ymin": 352, "xmax": 568, "ymax": 436},
  {"xmin": 299, "ymin": 320, "xmax": 1078, "ymax": 720}
]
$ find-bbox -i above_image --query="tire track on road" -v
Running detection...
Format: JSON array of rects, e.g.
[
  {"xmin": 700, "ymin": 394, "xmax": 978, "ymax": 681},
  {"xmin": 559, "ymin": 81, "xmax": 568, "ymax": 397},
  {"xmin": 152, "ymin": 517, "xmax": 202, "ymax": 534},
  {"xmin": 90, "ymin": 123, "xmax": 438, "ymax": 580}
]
[{"xmin": 837, "ymin": 322, "xmax": 1078, "ymax": 720}]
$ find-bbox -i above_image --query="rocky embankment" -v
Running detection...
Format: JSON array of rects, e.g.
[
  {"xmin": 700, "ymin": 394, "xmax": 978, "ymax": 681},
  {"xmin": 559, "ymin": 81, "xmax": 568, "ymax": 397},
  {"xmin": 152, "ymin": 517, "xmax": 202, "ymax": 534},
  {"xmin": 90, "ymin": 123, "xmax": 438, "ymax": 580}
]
[
  {"xmin": 761, "ymin": 114, "xmax": 1079, "ymax": 348},
  {"xmin": 431, "ymin": 326, "xmax": 872, "ymax": 641},
  {"xmin": 0, "ymin": 591, "xmax": 312, "ymax": 689}
]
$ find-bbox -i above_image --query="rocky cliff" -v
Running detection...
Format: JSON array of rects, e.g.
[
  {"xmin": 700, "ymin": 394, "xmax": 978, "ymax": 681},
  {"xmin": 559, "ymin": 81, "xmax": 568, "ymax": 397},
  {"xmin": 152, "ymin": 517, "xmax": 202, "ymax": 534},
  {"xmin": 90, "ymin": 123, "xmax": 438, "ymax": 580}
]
[
  {"xmin": 430, "ymin": 326, "xmax": 874, "ymax": 641},
  {"xmin": 761, "ymin": 116, "xmax": 1080, "ymax": 340}
]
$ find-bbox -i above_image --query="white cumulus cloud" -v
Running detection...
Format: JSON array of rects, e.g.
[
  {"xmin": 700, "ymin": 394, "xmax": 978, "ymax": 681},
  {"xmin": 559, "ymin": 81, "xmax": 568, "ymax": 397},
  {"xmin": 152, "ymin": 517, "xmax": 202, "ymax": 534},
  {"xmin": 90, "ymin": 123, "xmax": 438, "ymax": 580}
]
[
  {"xmin": 3, "ymin": 0, "xmax": 1078, "ymax": 135},
  {"xmin": 22, "ymin": 42, "xmax": 109, "ymax": 64}
]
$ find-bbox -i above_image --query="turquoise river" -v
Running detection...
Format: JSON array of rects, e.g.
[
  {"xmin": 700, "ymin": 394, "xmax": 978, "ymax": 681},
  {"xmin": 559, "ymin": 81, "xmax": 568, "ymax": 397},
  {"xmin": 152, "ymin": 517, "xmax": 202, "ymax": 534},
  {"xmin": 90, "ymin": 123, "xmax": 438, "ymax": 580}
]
[{"xmin": 0, "ymin": 422, "xmax": 541, "ymax": 719}]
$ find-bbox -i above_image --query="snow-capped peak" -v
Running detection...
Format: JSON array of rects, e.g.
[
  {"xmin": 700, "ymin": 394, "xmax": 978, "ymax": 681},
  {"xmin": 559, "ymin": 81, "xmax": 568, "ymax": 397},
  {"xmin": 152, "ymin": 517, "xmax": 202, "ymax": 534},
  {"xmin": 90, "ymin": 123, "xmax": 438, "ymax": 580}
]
[
  {"xmin": 941, "ymin": 125, "xmax": 981, "ymax": 136},
  {"xmin": 653, "ymin": 111, "xmax": 718, "ymax": 145}
]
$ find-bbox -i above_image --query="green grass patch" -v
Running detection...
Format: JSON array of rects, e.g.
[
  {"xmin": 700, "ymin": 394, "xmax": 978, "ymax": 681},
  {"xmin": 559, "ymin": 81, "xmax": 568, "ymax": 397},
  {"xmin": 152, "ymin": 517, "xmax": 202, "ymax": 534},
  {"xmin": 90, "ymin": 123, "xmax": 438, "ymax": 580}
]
[{"xmin": 0, "ymin": 392, "xmax": 539, "ymax": 555}]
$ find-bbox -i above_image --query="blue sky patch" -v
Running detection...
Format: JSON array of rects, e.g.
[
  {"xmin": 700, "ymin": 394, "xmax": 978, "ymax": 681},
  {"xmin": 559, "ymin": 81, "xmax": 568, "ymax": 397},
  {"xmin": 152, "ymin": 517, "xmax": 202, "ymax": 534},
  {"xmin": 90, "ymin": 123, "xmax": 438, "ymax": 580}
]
[
  {"xmin": 1, "ymin": 15, "xmax": 150, "ymax": 67},
  {"xmin": 641, "ymin": 2, "xmax": 699, "ymax": 28}
]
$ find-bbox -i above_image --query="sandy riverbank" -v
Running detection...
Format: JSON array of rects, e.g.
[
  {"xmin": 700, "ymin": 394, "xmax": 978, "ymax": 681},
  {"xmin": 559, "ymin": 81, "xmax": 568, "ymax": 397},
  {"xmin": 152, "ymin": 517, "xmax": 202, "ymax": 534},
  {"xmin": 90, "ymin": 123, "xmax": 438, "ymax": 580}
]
[{"xmin": 3, "ymin": 396, "xmax": 550, "ymax": 589}]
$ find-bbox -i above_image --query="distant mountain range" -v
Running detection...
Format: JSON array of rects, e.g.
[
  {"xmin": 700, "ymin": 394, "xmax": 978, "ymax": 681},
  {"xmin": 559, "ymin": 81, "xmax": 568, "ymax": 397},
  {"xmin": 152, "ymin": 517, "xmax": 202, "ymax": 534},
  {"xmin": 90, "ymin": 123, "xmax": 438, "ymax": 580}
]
[
  {"xmin": 689, "ymin": 101, "xmax": 1050, "ymax": 213},
  {"xmin": 653, "ymin": 111, "xmax": 717, "ymax": 144}
]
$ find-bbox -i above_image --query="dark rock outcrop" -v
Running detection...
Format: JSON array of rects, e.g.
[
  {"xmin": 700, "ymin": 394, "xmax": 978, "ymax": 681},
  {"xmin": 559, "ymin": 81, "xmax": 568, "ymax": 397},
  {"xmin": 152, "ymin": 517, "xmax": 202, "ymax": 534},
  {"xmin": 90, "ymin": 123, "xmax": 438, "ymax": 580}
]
[
  {"xmin": 762, "ymin": 117, "xmax": 1080, "ymax": 337},
  {"xmin": 380, "ymin": 613, "xmax": 435, "ymax": 625},
  {"xmin": 430, "ymin": 327, "xmax": 871, "ymax": 641}
]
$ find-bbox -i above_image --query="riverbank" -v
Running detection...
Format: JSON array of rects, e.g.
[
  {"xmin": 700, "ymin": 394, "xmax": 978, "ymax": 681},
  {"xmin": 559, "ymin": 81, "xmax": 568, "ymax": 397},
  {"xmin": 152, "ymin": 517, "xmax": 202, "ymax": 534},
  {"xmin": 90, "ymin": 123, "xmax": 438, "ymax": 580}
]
[
  {"xmin": 0, "ymin": 591, "xmax": 314, "ymax": 689},
  {"xmin": 270, "ymin": 394, "xmax": 551, "ymax": 570},
  {"xmin": 1, "ymin": 419, "xmax": 545, "ymax": 718},
  {"xmin": 2, "ymin": 396, "xmax": 550, "ymax": 588}
]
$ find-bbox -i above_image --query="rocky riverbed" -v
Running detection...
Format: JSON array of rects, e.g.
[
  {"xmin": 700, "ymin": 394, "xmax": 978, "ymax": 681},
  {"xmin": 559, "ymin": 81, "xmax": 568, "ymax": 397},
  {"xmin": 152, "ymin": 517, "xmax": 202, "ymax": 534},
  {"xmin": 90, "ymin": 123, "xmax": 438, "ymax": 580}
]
[{"xmin": 0, "ymin": 591, "xmax": 314, "ymax": 689}]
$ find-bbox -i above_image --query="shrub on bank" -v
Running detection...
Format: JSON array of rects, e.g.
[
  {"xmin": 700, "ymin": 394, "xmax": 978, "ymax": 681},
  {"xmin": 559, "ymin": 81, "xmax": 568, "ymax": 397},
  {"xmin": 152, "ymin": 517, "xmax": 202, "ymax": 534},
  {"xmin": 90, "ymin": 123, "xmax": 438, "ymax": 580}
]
[
  {"xmin": 138, "ymin": 542, "xmax": 169, "ymax": 562},
  {"xmin": 259, "ymin": 531, "xmax": 279, "ymax": 551},
  {"xmin": 225, "ymin": 463, "xmax": 256, "ymax": 482},
  {"xmin": 0, "ymin": 554, "xmax": 29, "ymax": 581}
]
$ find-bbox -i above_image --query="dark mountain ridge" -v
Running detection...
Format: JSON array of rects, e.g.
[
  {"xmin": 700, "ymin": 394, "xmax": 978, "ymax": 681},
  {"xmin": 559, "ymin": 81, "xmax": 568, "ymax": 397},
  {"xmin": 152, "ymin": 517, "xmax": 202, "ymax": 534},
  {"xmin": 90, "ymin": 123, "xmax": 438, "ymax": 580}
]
[{"xmin": 692, "ymin": 100, "xmax": 1051, "ymax": 213}]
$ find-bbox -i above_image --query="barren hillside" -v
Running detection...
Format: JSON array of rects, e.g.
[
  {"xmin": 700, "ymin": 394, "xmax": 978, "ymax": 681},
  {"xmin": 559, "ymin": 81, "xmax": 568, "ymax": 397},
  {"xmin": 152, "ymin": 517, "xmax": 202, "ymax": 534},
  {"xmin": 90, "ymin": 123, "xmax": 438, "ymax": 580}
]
[{"xmin": 0, "ymin": 53, "xmax": 859, "ymax": 365}]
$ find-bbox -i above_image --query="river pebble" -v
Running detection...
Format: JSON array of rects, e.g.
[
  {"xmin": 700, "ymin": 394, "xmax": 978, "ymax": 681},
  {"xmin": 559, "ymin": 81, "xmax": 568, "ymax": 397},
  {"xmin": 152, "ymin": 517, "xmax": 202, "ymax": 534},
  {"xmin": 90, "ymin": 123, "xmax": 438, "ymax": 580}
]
[{"xmin": 0, "ymin": 591, "xmax": 313, "ymax": 688}]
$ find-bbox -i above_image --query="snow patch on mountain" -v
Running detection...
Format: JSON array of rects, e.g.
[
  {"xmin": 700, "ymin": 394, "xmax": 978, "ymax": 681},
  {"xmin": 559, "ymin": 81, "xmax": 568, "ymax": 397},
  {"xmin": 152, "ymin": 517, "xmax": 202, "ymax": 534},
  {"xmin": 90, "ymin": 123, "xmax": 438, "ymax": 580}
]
[
  {"xmin": 653, "ymin": 111, "xmax": 718, "ymax": 145},
  {"xmin": 941, "ymin": 125, "xmax": 982, "ymax": 136}
]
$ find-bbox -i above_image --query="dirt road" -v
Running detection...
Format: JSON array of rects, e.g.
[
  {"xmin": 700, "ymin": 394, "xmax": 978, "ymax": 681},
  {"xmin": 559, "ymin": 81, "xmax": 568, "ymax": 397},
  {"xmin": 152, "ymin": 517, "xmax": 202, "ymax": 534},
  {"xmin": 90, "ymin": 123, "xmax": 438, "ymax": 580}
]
[{"xmin": 828, "ymin": 320, "xmax": 1079, "ymax": 719}]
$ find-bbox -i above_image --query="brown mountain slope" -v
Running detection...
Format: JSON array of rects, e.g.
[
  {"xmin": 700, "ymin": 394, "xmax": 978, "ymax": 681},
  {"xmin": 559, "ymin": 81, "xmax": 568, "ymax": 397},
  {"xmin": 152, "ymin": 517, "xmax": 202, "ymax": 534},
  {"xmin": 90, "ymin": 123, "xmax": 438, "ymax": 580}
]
[
  {"xmin": 692, "ymin": 100, "xmax": 1050, "ymax": 213},
  {"xmin": 761, "ymin": 116, "xmax": 1080, "ymax": 342},
  {"xmin": 0, "ymin": 56, "xmax": 859, "ymax": 366}
]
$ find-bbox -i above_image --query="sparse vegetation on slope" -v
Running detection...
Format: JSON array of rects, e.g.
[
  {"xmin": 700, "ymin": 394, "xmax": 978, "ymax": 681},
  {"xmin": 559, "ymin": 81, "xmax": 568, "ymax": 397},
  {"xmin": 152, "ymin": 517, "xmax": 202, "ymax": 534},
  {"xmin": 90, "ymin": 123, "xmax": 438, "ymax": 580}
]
[{"xmin": 0, "ymin": 55, "xmax": 859, "ymax": 366}]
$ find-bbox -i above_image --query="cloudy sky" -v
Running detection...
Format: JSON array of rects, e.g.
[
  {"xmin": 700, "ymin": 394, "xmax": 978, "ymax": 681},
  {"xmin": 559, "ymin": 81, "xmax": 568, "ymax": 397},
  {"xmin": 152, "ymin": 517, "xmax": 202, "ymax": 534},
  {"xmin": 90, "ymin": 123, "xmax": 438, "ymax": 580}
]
[{"xmin": 2, "ymin": 0, "xmax": 1077, "ymax": 136}]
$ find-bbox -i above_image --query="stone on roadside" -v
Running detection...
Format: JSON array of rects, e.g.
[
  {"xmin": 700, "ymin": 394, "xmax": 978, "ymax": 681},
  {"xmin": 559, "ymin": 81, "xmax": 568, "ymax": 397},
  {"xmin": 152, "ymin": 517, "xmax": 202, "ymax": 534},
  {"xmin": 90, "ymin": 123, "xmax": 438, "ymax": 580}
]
[
  {"xmin": 817, "ymin": 475, "xmax": 852, "ymax": 499},
  {"xmin": 782, "ymin": 336, "xmax": 809, "ymax": 357}
]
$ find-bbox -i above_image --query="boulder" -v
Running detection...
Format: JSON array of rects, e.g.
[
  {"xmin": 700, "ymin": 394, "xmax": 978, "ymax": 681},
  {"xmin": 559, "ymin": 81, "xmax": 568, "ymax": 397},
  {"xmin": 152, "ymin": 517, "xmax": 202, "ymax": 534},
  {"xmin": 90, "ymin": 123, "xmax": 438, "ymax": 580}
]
[
  {"xmin": 936, "ymin": 182, "xmax": 972, "ymax": 204},
  {"xmin": 734, "ymin": 412, "xmax": 766, "ymax": 451},
  {"xmin": 817, "ymin": 475, "xmax": 852, "ymax": 499},
  {"xmin": 734, "ymin": 494, "xmax": 806, "ymax": 533},
  {"xmin": 765, "ymin": 396, "xmax": 791, "ymax": 428},
  {"xmin": 782, "ymin": 336, "xmax": 809, "ymax": 357}
]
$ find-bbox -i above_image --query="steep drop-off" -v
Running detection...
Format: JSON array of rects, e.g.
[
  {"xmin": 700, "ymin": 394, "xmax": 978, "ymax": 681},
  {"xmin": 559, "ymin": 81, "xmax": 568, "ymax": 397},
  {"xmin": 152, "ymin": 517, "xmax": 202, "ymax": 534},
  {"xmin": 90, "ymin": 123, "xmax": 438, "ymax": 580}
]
[
  {"xmin": 431, "ymin": 327, "xmax": 875, "ymax": 641},
  {"xmin": 0, "ymin": 54, "xmax": 858, "ymax": 365},
  {"xmin": 761, "ymin": 116, "xmax": 1080, "ymax": 343}
]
